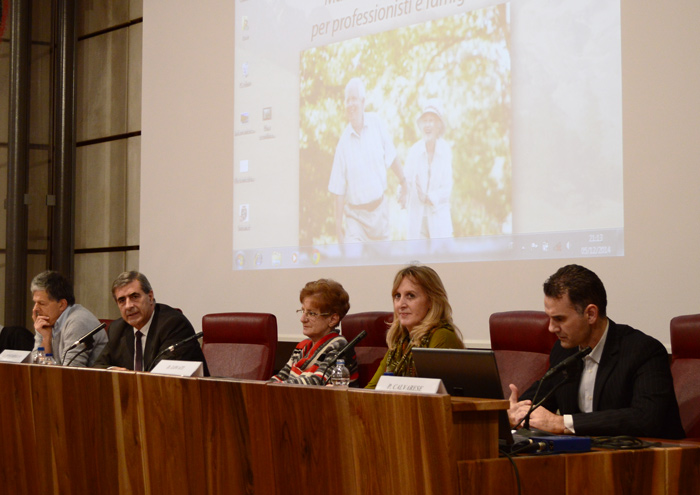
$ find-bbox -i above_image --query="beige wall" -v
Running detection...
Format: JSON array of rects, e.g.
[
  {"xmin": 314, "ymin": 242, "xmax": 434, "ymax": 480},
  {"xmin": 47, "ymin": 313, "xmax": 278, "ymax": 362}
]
[{"xmin": 140, "ymin": 0, "xmax": 700, "ymax": 347}]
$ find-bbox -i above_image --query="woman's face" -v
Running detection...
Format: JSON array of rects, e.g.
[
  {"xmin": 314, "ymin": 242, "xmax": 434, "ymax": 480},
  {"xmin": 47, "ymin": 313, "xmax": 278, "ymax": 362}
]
[
  {"xmin": 299, "ymin": 296, "xmax": 336, "ymax": 343},
  {"xmin": 419, "ymin": 113, "xmax": 442, "ymax": 142},
  {"xmin": 393, "ymin": 276, "xmax": 432, "ymax": 332}
]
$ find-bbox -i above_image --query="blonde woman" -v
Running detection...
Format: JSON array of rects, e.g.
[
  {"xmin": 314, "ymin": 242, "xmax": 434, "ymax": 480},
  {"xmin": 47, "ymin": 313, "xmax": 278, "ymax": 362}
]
[{"xmin": 365, "ymin": 265, "xmax": 463, "ymax": 389}]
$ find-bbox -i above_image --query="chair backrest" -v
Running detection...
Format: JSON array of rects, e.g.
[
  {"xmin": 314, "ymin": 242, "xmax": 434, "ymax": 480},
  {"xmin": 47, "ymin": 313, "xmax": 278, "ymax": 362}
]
[
  {"xmin": 99, "ymin": 319, "xmax": 114, "ymax": 332},
  {"xmin": 201, "ymin": 312, "xmax": 278, "ymax": 380},
  {"xmin": 489, "ymin": 311, "xmax": 557, "ymax": 399},
  {"xmin": 670, "ymin": 314, "xmax": 700, "ymax": 439},
  {"xmin": 341, "ymin": 311, "xmax": 393, "ymax": 387}
]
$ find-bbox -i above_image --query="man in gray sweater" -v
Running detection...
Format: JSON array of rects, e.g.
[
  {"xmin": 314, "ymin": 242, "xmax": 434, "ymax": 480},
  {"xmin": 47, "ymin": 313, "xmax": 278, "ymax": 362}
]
[{"xmin": 31, "ymin": 271, "xmax": 107, "ymax": 366}]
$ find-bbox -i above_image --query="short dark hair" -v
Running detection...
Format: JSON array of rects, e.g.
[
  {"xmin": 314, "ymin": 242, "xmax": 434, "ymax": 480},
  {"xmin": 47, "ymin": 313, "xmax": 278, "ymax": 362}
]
[
  {"xmin": 543, "ymin": 264, "xmax": 607, "ymax": 317},
  {"xmin": 299, "ymin": 279, "xmax": 350, "ymax": 324},
  {"xmin": 30, "ymin": 271, "xmax": 75, "ymax": 306},
  {"xmin": 111, "ymin": 271, "xmax": 153, "ymax": 299}
]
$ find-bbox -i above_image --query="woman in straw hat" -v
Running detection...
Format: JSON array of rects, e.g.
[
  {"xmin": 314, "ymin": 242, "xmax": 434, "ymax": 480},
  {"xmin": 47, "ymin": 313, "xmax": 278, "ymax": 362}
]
[{"xmin": 404, "ymin": 98, "xmax": 454, "ymax": 239}]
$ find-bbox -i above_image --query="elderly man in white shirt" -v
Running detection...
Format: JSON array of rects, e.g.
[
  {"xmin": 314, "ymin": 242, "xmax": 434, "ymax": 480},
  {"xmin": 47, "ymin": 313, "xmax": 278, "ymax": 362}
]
[{"xmin": 328, "ymin": 77, "xmax": 407, "ymax": 243}]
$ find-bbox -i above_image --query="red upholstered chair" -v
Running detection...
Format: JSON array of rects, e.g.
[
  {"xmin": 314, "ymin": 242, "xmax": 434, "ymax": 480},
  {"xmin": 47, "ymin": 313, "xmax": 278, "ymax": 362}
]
[
  {"xmin": 98, "ymin": 319, "xmax": 113, "ymax": 332},
  {"xmin": 670, "ymin": 314, "xmax": 700, "ymax": 439},
  {"xmin": 489, "ymin": 311, "xmax": 558, "ymax": 399},
  {"xmin": 341, "ymin": 312, "xmax": 393, "ymax": 387},
  {"xmin": 201, "ymin": 312, "xmax": 278, "ymax": 380}
]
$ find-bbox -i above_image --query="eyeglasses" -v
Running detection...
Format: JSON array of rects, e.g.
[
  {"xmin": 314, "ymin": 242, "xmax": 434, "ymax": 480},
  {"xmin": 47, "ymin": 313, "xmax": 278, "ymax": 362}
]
[{"xmin": 296, "ymin": 308, "xmax": 331, "ymax": 319}]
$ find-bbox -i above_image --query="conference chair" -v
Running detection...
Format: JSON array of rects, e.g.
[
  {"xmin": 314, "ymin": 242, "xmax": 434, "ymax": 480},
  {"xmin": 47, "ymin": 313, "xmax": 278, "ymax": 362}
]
[
  {"xmin": 670, "ymin": 313, "xmax": 700, "ymax": 440},
  {"xmin": 341, "ymin": 311, "xmax": 393, "ymax": 387},
  {"xmin": 201, "ymin": 312, "xmax": 278, "ymax": 380},
  {"xmin": 489, "ymin": 311, "xmax": 558, "ymax": 399},
  {"xmin": 98, "ymin": 319, "xmax": 114, "ymax": 332}
]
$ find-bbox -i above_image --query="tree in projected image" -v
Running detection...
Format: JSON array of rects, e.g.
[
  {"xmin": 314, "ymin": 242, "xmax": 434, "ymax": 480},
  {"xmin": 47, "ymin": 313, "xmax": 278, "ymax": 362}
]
[{"xmin": 299, "ymin": 4, "xmax": 511, "ymax": 246}]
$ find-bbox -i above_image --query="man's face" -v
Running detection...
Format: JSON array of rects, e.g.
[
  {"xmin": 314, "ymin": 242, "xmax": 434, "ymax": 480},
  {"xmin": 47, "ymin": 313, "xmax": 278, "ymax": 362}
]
[
  {"xmin": 32, "ymin": 290, "xmax": 67, "ymax": 326},
  {"xmin": 544, "ymin": 294, "xmax": 594, "ymax": 349},
  {"xmin": 114, "ymin": 280, "xmax": 155, "ymax": 330},
  {"xmin": 345, "ymin": 85, "xmax": 364, "ymax": 128}
]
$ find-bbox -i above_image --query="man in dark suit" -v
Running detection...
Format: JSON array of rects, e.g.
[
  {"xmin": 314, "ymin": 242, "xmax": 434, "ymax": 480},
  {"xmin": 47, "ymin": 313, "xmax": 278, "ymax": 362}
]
[
  {"xmin": 508, "ymin": 264, "xmax": 684, "ymax": 439},
  {"xmin": 94, "ymin": 271, "xmax": 209, "ymax": 375}
]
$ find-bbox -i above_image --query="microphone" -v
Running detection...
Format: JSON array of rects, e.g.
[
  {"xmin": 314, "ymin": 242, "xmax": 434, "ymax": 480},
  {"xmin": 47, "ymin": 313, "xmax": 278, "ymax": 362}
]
[
  {"xmin": 147, "ymin": 331, "xmax": 203, "ymax": 372},
  {"xmin": 322, "ymin": 330, "xmax": 367, "ymax": 379},
  {"xmin": 65, "ymin": 322, "xmax": 107, "ymax": 353},
  {"xmin": 515, "ymin": 347, "xmax": 592, "ymax": 431},
  {"xmin": 335, "ymin": 330, "xmax": 367, "ymax": 361},
  {"xmin": 542, "ymin": 346, "xmax": 592, "ymax": 380}
]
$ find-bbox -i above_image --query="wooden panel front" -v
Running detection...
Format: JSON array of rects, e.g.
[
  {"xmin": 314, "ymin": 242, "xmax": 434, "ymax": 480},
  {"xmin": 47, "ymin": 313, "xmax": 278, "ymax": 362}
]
[
  {"xmin": 138, "ymin": 373, "xmax": 207, "ymax": 494},
  {"xmin": 0, "ymin": 364, "xmax": 40, "ymax": 494},
  {"xmin": 459, "ymin": 455, "xmax": 567, "ymax": 494},
  {"xmin": 348, "ymin": 389, "xmax": 458, "ymax": 495},
  {"xmin": 662, "ymin": 446, "xmax": 700, "ymax": 495},
  {"xmin": 458, "ymin": 446, "xmax": 700, "ymax": 495},
  {"xmin": 8, "ymin": 363, "xmax": 696, "ymax": 495},
  {"xmin": 267, "ymin": 383, "xmax": 358, "ymax": 495},
  {"xmin": 199, "ymin": 379, "xmax": 275, "ymax": 495},
  {"xmin": 29, "ymin": 366, "xmax": 144, "ymax": 495}
]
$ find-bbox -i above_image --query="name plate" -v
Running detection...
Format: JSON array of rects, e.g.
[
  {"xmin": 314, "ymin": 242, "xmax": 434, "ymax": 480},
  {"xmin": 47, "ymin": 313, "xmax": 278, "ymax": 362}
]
[
  {"xmin": 0, "ymin": 349, "xmax": 32, "ymax": 363},
  {"xmin": 150, "ymin": 359, "xmax": 203, "ymax": 377},
  {"xmin": 376, "ymin": 375, "xmax": 447, "ymax": 395}
]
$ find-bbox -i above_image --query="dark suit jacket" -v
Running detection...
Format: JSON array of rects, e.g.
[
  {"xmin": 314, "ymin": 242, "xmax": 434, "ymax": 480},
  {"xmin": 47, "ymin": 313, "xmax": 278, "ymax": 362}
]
[
  {"xmin": 93, "ymin": 303, "xmax": 209, "ymax": 376},
  {"xmin": 521, "ymin": 319, "xmax": 684, "ymax": 439},
  {"xmin": 0, "ymin": 326, "xmax": 34, "ymax": 352}
]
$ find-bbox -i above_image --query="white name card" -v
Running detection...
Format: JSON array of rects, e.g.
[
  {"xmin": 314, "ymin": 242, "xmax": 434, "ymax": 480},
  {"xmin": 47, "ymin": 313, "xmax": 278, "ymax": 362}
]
[
  {"xmin": 376, "ymin": 375, "xmax": 447, "ymax": 395},
  {"xmin": 150, "ymin": 359, "xmax": 204, "ymax": 377},
  {"xmin": 0, "ymin": 349, "xmax": 32, "ymax": 363}
]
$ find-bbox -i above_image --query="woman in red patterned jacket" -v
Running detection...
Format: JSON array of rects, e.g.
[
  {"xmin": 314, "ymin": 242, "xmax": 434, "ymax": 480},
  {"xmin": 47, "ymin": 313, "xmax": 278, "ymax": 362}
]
[{"xmin": 270, "ymin": 279, "xmax": 358, "ymax": 386}]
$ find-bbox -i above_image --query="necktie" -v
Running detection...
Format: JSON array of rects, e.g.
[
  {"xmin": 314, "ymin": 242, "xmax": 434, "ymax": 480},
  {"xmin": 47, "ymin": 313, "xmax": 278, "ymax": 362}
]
[{"xmin": 135, "ymin": 330, "xmax": 143, "ymax": 371}]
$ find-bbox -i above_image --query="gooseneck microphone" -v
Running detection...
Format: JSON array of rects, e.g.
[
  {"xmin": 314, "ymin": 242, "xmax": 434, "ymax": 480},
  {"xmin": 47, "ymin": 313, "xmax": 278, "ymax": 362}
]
[
  {"xmin": 62, "ymin": 322, "xmax": 108, "ymax": 366},
  {"xmin": 65, "ymin": 322, "xmax": 107, "ymax": 353},
  {"xmin": 335, "ymin": 330, "xmax": 367, "ymax": 361},
  {"xmin": 516, "ymin": 346, "xmax": 592, "ymax": 431},
  {"xmin": 322, "ymin": 330, "xmax": 367, "ymax": 380},
  {"xmin": 146, "ymin": 331, "xmax": 203, "ymax": 372},
  {"xmin": 541, "ymin": 347, "xmax": 592, "ymax": 380}
]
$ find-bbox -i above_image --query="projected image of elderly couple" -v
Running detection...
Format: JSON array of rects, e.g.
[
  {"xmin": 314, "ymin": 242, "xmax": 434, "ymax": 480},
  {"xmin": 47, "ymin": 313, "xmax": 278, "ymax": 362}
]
[{"xmin": 298, "ymin": 5, "xmax": 511, "ymax": 247}]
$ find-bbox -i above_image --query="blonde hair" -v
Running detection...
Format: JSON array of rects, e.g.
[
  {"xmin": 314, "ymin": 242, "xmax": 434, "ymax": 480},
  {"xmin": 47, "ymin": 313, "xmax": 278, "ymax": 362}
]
[{"xmin": 386, "ymin": 265, "xmax": 462, "ymax": 348}]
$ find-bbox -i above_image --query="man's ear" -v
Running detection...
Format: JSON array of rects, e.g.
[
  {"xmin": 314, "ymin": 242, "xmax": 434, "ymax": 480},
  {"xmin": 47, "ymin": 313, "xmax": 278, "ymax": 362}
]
[
  {"xmin": 584, "ymin": 304, "xmax": 599, "ymax": 324},
  {"xmin": 58, "ymin": 299, "xmax": 69, "ymax": 312}
]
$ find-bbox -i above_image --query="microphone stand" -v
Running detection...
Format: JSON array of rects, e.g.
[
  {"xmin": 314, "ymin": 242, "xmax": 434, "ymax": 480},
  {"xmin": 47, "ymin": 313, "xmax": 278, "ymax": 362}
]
[
  {"xmin": 146, "ymin": 332, "xmax": 203, "ymax": 372},
  {"xmin": 63, "ymin": 336, "xmax": 95, "ymax": 366},
  {"xmin": 515, "ymin": 364, "xmax": 580, "ymax": 435},
  {"xmin": 322, "ymin": 330, "xmax": 366, "ymax": 381}
]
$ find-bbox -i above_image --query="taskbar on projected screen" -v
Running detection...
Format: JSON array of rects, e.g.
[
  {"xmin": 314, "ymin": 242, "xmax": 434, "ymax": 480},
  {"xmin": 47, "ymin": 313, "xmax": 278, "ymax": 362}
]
[{"xmin": 233, "ymin": 229, "xmax": 623, "ymax": 270}]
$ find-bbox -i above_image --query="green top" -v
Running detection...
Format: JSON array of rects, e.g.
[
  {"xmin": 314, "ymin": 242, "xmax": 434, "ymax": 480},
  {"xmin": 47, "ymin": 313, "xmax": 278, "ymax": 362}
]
[{"xmin": 365, "ymin": 323, "xmax": 463, "ymax": 389}]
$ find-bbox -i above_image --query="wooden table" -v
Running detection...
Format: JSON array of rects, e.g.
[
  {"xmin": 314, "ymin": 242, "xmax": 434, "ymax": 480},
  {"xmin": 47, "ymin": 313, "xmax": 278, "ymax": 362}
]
[{"xmin": 1, "ymin": 362, "xmax": 697, "ymax": 494}]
